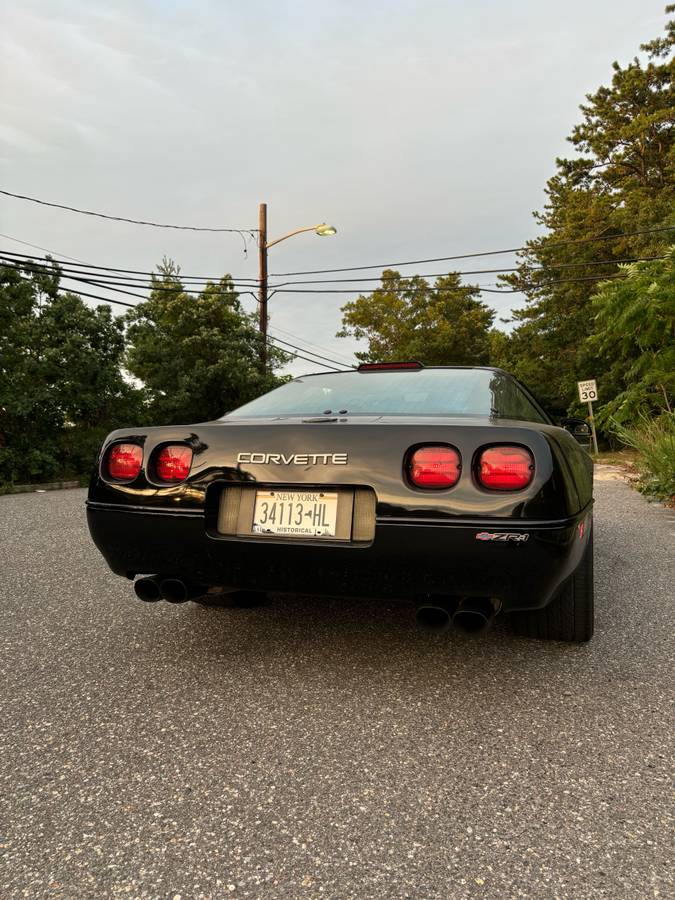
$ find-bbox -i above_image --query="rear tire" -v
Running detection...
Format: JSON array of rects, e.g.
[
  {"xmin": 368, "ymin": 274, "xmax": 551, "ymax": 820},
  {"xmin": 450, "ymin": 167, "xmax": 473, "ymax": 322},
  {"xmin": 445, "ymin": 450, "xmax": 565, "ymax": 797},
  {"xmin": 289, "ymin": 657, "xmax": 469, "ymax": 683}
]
[{"xmin": 512, "ymin": 528, "xmax": 594, "ymax": 643}]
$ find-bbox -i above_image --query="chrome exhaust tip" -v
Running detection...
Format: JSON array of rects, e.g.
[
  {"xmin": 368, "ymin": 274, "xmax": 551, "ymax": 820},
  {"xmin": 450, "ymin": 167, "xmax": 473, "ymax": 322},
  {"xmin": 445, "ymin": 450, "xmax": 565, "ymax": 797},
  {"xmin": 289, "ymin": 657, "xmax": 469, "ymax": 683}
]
[
  {"xmin": 159, "ymin": 578, "xmax": 206, "ymax": 603},
  {"xmin": 452, "ymin": 597, "xmax": 499, "ymax": 634},
  {"xmin": 159, "ymin": 578, "xmax": 190, "ymax": 603},
  {"xmin": 134, "ymin": 576, "xmax": 162, "ymax": 602},
  {"xmin": 415, "ymin": 604, "xmax": 452, "ymax": 632}
]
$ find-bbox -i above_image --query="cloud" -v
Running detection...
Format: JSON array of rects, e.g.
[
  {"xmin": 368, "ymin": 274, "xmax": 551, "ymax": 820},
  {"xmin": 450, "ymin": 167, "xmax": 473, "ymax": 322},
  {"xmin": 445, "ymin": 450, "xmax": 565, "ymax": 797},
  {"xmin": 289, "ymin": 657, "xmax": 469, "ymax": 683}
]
[{"xmin": 0, "ymin": 0, "xmax": 668, "ymax": 375}]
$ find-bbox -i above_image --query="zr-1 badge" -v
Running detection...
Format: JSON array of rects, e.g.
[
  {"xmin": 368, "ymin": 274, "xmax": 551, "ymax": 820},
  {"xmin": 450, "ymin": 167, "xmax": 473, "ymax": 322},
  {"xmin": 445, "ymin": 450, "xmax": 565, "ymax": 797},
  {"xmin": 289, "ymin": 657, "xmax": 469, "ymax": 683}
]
[{"xmin": 475, "ymin": 532, "xmax": 529, "ymax": 543}]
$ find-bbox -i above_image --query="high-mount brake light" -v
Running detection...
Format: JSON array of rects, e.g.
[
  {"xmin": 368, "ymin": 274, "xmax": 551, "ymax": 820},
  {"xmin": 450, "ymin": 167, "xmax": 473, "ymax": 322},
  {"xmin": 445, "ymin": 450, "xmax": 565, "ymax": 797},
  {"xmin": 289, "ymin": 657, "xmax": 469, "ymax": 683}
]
[
  {"xmin": 106, "ymin": 443, "xmax": 143, "ymax": 481},
  {"xmin": 358, "ymin": 360, "xmax": 423, "ymax": 371},
  {"xmin": 155, "ymin": 445, "xmax": 193, "ymax": 482},
  {"xmin": 478, "ymin": 446, "xmax": 534, "ymax": 491},
  {"xmin": 408, "ymin": 445, "xmax": 461, "ymax": 489}
]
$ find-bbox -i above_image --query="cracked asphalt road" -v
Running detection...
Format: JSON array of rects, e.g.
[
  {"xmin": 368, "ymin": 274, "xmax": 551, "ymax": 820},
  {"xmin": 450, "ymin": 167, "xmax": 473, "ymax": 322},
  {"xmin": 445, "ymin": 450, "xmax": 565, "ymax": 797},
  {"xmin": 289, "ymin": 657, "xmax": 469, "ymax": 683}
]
[{"xmin": 0, "ymin": 474, "xmax": 673, "ymax": 899}]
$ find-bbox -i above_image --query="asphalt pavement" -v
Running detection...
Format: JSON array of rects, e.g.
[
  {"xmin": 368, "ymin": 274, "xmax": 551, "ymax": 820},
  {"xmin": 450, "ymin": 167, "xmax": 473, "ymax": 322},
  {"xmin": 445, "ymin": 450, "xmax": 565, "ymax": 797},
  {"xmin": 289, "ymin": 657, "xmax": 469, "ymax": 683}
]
[{"xmin": 0, "ymin": 473, "xmax": 673, "ymax": 899}]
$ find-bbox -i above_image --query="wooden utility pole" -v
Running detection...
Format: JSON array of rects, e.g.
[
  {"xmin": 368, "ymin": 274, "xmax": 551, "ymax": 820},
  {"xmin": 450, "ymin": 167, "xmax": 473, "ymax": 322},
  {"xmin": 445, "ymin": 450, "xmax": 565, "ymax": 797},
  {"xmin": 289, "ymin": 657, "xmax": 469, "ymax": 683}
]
[{"xmin": 258, "ymin": 202, "xmax": 268, "ymax": 372}]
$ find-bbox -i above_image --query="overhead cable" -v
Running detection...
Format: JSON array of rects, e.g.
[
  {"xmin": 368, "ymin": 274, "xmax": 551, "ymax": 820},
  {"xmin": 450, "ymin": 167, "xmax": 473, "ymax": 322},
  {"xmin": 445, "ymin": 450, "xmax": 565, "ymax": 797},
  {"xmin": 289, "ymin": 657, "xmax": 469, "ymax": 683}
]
[
  {"xmin": 0, "ymin": 248, "xmax": 253, "ymax": 283},
  {"xmin": 266, "ymin": 336, "xmax": 341, "ymax": 370},
  {"xmin": 0, "ymin": 189, "xmax": 257, "ymax": 235},
  {"xmin": 269, "ymin": 225, "xmax": 675, "ymax": 276},
  {"xmin": 2, "ymin": 249, "xmax": 661, "ymax": 294},
  {"xmin": 267, "ymin": 333, "xmax": 355, "ymax": 369},
  {"xmin": 0, "ymin": 258, "xmax": 260, "ymax": 295},
  {"xmin": 264, "ymin": 271, "xmax": 630, "ymax": 295},
  {"xmin": 267, "ymin": 255, "xmax": 667, "ymax": 287},
  {"xmin": 0, "ymin": 231, "xmax": 87, "ymax": 263},
  {"xmin": 270, "ymin": 324, "xmax": 357, "ymax": 365}
]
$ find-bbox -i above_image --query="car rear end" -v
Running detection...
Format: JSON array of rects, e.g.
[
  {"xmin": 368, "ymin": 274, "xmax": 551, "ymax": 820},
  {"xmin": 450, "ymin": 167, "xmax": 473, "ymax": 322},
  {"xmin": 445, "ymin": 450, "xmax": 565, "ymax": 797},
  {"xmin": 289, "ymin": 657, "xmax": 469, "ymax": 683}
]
[{"xmin": 87, "ymin": 366, "xmax": 593, "ymax": 621}]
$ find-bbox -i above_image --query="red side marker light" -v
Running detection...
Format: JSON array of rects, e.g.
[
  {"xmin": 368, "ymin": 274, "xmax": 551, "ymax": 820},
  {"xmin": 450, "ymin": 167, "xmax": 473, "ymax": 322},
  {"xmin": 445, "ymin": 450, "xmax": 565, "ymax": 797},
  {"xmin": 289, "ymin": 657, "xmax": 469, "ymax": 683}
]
[
  {"xmin": 408, "ymin": 445, "xmax": 461, "ymax": 489},
  {"xmin": 107, "ymin": 443, "xmax": 143, "ymax": 481},
  {"xmin": 156, "ymin": 445, "xmax": 193, "ymax": 482},
  {"xmin": 478, "ymin": 446, "xmax": 534, "ymax": 491}
]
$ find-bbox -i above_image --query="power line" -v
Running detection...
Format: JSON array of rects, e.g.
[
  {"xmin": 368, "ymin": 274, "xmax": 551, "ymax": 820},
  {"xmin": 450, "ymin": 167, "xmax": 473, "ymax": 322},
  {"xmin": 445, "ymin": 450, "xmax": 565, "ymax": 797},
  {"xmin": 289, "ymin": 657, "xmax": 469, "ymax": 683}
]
[
  {"xmin": 262, "ymin": 271, "xmax": 630, "ymax": 295},
  {"xmin": 2, "ymin": 249, "xmax": 645, "ymax": 302},
  {"xmin": 270, "ymin": 324, "xmax": 356, "ymax": 365},
  {"xmin": 0, "ymin": 251, "xmax": 353, "ymax": 364},
  {"xmin": 269, "ymin": 225, "xmax": 675, "ymax": 276},
  {"xmin": 0, "ymin": 188, "xmax": 258, "ymax": 235},
  {"xmin": 267, "ymin": 255, "xmax": 667, "ymax": 287},
  {"xmin": 2, "ymin": 241, "xmax": 668, "ymax": 290},
  {"xmin": 62, "ymin": 286, "xmax": 137, "ymax": 309},
  {"xmin": 266, "ymin": 336, "xmax": 341, "ymax": 371},
  {"xmin": 478, "ymin": 272, "xmax": 631, "ymax": 293},
  {"xmin": 2, "ymin": 249, "xmax": 662, "ymax": 295},
  {"xmin": 267, "ymin": 271, "xmax": 636, "ymax": 297},
  {"xmin": 0, "ymin": 257, "xmax": 260, "ymax": 295},
  {"xmin": 1, "ymin": 251, "xmax": 636, "ymax": 303},
  {"xmin": 0, "ymin": 248, "xmax": 253, "ymax": 283},
  {"xmin": 267, "ymin": 333, "xmax": 354, "ymax": 369},
  {"xmin": 0, "ymin": 232, "xmax": 87, "ymax": 263},
  {"xmin": 8, "ymin": 271, "xmax": 344, "ymax": 371}
]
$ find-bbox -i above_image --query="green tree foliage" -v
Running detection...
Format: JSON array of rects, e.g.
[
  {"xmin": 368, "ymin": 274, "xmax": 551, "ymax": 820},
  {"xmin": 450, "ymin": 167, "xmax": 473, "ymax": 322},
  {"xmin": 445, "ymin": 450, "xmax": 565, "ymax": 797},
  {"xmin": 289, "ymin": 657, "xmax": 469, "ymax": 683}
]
[
  {"xmin": 337, "ymin": 269, "xmax": 495, "ymax": 364},
  {"xmin": 498, "ymin": 6, "xmax": 675, "ymax": 419},
  {"xmin": 0, "ymin": 262, "xmax": 143, "ymax": 483},
  {"xmin": 585, "ymin": 248, "xmax": 674, "ymax": 425},
  {"xmin": 125, "ymin": 260, "xmax": 287, "ymax": 424}
]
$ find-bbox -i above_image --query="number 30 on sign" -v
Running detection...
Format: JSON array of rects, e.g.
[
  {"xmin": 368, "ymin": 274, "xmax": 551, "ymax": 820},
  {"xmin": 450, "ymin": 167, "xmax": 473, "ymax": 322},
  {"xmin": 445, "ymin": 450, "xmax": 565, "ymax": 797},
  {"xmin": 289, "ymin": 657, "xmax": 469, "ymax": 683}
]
[{"xmin": 577, "ymin": 379, "xmax": 598, "ymax": 402}]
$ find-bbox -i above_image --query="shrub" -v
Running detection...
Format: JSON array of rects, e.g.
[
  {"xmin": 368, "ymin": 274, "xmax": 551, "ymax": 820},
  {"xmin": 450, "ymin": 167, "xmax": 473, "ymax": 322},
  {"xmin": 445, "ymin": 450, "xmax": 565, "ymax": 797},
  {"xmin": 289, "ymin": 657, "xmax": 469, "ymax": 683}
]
[{"xmin": 612, "ymin": 413, "xmax": 675, "ymax": 501}]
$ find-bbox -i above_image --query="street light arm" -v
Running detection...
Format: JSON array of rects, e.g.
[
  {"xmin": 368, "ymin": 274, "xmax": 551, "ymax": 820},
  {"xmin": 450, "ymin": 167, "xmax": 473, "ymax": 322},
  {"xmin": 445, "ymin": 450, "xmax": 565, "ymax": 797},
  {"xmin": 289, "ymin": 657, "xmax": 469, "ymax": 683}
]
[{"xmin": 265, "ymin": 224, "xmax": 327, "ymax": 249}]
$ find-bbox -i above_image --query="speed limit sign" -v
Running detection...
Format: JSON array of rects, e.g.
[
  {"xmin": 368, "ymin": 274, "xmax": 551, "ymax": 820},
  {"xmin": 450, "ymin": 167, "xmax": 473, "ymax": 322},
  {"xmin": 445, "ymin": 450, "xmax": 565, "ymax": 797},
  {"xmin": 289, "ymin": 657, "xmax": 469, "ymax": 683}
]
[
  {"xmin": 577, "ymin": 379, "xmax": 599, "ymax": 454},
  {"xmin": 577, "ymin": 379, "xmax": 598, "ymax": 403}
]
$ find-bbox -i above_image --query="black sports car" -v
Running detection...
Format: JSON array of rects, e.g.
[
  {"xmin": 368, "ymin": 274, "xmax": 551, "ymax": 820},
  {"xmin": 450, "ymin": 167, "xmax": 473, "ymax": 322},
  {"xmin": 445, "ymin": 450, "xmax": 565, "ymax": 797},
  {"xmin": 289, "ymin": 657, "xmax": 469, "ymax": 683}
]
[{"xmin": 87, "ymin": 363, "xmax": 594, "ymax": 642}]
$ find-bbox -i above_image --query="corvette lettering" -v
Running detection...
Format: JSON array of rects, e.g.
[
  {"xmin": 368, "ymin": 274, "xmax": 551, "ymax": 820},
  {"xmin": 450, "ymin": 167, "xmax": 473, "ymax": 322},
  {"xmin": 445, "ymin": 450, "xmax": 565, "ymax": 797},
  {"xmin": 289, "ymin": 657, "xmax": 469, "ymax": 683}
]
[
  {"xmin": 237, "ymin": 452, "xmax": 348, "ymax": 465},
  {"xmin": 475, "ymin": 532, "xmax": 529, "ymax": 543}
]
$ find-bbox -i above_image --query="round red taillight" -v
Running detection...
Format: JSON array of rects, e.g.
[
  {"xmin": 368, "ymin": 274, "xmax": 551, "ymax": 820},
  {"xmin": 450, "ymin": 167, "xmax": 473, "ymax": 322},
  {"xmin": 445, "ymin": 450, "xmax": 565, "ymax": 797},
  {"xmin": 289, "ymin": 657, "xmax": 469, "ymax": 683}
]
[
  {"xmin": 408, "ymin": 445, "xmax": 461, "ymax": 489},
  {"xmin": 155, "ymin": 445, "xmax": 193, "ymax": 482},
  {"xmin": 106, "ymin": 443, "xmax": 143, "ymax": 481},
  {"xmin": 478, "ymin": 446, "xmax": 534, "ymax": 491}
]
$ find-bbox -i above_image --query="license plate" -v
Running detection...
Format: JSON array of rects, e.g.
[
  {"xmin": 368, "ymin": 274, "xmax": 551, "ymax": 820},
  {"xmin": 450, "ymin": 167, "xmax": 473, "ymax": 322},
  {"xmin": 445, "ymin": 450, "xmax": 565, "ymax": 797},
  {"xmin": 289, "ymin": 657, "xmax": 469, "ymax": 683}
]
[{"xmin": 252, "ymin": 490, "xmax": 339, "ymax": 538}]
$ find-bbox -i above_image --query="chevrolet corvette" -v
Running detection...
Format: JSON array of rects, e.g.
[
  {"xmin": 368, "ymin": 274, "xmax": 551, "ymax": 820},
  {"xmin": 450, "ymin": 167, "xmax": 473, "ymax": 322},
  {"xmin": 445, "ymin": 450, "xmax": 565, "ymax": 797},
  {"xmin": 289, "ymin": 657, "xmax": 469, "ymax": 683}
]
[{"xmin": 87, "ymin": 363, "xmax": 594, "ymax": 642}]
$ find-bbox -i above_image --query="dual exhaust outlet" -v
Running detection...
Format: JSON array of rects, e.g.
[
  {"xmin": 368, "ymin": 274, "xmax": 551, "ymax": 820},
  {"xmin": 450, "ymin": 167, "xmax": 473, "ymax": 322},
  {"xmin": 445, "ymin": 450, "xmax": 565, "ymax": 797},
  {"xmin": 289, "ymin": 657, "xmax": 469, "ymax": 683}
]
[
  {"xmin": 135, "ymin": 577, "xmax": 497, "ymax": 633},
  {"xmin": 134, "ymin": 575, "xmax": 205, "ymax": 604},
  {"xmin": 415, "ymin": 597, "xmax": 499, "ymax": 634}
]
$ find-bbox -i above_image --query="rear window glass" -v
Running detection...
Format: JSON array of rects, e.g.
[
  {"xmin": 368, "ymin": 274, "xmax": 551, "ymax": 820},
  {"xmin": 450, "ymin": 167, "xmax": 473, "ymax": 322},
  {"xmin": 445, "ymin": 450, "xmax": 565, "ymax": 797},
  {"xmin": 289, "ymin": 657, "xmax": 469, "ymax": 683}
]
[{"xmin": 225, "ymin": 369, "xmax": 547, "ymax": 423}]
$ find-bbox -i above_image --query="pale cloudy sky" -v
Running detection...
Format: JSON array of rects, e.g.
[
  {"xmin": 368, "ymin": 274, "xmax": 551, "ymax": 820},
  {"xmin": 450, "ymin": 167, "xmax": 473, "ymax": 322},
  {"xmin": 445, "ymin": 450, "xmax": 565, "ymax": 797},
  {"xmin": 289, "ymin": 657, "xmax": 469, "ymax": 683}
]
[{"xmin": 0, "ymin": 0, "xmax": 667, "ymax": 373}]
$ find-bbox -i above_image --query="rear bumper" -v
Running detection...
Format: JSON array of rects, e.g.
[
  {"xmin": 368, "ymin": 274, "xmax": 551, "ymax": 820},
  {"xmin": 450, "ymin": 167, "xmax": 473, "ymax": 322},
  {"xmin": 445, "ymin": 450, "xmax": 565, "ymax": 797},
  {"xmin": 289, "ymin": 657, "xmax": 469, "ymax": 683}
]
[{"xmin": 86, "ymin": 502, "xmax": 591, "ymax": 612}]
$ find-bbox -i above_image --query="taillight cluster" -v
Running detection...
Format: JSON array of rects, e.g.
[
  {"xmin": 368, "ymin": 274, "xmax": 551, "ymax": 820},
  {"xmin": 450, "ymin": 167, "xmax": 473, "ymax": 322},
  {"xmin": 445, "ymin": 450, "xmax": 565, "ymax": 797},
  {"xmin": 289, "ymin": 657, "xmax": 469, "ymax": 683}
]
[
  {"xmin": 107, "ymin": 444, "xmax": 143, "ymax": 481},
  {"xmin": 478, "ymin": 446, "xmax": 533, "ymax": 490},
  {"xmin": 155, "ymin": 445, "xmax": 193, "ymax": 482},
  {"xmin": 406, "ymin": 444, "xmax": 534, "ymax": 491},
  {"xmin": 408, "ymin": 446, "xmax": 461, "ymax": 489},
  {"xmin": 104, "ymin": 443, "xmax": 193, "ymax": 483}
]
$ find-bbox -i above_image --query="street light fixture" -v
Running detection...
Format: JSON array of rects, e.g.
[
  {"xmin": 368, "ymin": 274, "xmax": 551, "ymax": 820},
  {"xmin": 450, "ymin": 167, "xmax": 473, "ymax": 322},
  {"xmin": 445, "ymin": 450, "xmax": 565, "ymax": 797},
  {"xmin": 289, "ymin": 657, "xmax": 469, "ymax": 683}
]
[
  {"xmin": 265, "ymin": 221, "xmax": 338, "ymax": 248},
  {"xmin": 258, "ymin": 203, "xmax": 337, "ymax": 370}
]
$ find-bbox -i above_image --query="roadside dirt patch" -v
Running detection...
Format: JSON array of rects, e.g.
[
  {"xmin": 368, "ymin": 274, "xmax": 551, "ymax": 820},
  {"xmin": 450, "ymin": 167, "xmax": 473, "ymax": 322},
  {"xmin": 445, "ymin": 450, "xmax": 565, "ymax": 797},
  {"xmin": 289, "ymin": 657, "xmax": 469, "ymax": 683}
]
[{"xmin": 593, "ymin": 463, "xmax": 633, "ymax": 483}]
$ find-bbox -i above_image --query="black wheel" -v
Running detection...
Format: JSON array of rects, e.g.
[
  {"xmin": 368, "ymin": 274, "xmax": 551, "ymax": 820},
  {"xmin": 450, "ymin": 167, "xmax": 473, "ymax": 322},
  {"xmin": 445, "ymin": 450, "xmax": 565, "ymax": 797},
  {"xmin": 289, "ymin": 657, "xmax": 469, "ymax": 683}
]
[
  {"xmin": 512, "ymin": 528, "xmax": 594, "ymax": 643},
  {"xmin": 193, "ymin": 589, "xmax": 268, "ymax": 609}
]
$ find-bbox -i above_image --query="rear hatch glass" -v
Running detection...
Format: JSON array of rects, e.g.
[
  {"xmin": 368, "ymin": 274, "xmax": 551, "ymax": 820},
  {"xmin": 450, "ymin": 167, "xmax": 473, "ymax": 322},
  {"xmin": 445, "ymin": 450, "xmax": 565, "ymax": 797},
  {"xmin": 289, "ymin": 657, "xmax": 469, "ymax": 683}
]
[{"xmin": 224, "ymin": 369, "xmax": 546, "ymax": 423}]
